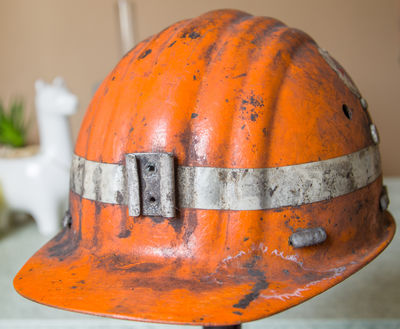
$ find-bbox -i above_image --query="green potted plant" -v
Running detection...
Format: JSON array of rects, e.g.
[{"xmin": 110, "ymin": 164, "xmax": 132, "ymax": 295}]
[
  {"xmin": 0, "ymin": 99, "xmax": 37, "ymax": 157},
  {"xmin": 0, "ymin": 98, "xmax": 36, "ymax": 231}
]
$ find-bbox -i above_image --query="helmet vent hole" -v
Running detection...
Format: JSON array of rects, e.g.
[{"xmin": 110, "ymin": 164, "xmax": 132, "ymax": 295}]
[{"xmin": 342, "ymin": 104, "xmax": 352, "ymax": 120}]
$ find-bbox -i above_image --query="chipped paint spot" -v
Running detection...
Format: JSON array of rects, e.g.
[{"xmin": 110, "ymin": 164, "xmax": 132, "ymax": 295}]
[
  {"xmin": 181, "ymin": 31, "xmax": 201, "ymax": 39},
  {"xmin": 249, "ymin": 95, "xmax": 264, "ymax": 108},
  {"xmin": 262, "ymin": 128, "xmax": 267, "ymax": 137},
  {"xmin": 188, "ymin": 31, "xmax": 201, "ymax": 39},
  {"xmin": 138, "ymin": 49, "xmax": 152, "ymax": 60},
  {"xmin": 232, "ymin": 73, "xmax": 247, "ymax": 79}
]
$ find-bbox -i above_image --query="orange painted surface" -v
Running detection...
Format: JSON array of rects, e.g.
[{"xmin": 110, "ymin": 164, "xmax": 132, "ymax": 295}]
[
  {"xmin": 14, "ymin": 9, "xmax": 395, "ymax": 326},
  {"xmin": 75, "ymin": 9, "xmax": 371, "ymax": 168}
]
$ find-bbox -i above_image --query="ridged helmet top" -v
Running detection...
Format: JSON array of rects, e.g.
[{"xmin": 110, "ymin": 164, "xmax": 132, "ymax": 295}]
[{"xmin": 76, "ymin": 9, "xmax": 371, "ymax": 167}]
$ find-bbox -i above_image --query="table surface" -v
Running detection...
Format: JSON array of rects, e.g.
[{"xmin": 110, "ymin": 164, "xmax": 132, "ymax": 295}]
[{"xmin": 1, "ymin": 178, "xmax": 399, "ymax": 329}]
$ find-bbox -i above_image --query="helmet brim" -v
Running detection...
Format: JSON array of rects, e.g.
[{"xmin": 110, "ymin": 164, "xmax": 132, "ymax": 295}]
[{"xmin": 14, "ymin": 211, "xmax": 395, "ymax": 326}]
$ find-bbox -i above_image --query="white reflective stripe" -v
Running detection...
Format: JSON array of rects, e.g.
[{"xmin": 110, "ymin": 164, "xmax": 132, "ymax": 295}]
[
  {"xmin": 70, "ymin": 157, "xmax": 127, "ymax": 205},
  {"xmin": 70, "ymin": 145, "xmax": 381, "ymax": 211},
  {"xmin": 178, "ymin": 146, "xmax": 381, "ymax": 210}
]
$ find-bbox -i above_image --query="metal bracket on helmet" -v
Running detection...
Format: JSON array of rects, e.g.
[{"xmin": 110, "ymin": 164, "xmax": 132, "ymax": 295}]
[{"xmin": 125, "ymin": 153, "xmax": 176, "ymax": 218}]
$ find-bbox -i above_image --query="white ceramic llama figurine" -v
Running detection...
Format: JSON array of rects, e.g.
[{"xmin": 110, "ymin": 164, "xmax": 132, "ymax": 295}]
[{"xmin": 0, "ymin": 77, "xmax": 78, "ymax": 235}]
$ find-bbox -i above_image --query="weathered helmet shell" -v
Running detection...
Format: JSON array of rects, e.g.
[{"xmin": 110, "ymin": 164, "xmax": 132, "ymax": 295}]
[{"xmin": 14, "ymin": 9, "xmax": 395, "ymax": 326}]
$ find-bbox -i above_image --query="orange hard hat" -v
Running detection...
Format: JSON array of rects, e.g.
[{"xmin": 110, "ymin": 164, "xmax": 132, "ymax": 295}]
[{"xmin": 14, "ymin": 9, "xmax": 395, "ymax": 326}]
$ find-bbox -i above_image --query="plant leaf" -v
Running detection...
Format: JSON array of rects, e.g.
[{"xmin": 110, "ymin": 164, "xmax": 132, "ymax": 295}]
[{"xmin": 0, "ymin": 98, "xmax": 27, "ymax": 147}]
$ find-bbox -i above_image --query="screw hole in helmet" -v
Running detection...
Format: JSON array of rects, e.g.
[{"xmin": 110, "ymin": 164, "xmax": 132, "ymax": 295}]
[
  {"xmin": 146, "ymin": 163, "xmax": 156, "ymax": 173},
  {"xmin": 342, "ymin": 104, "xmax": 352, "ymax": 120}
]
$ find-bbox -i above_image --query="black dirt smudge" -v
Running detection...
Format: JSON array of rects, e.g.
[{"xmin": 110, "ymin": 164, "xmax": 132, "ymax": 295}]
[
  {"xmin": 249, "ymin": 95, "xmax": 264, "ymax": 108},
  {"xmin": 183, "ymin": 211, "xmax": 198, "ymax": 244},
  {"xmin": 262, "ymin": 128, "xmax": 267, "ymax": 137},
  {"xmin": 168, "ymin": 217, "xmax": 183, "ymax": 234},
  {"xmin": 203, "ymin": 43, "xmax": 216, "ymax": 63},
  {"xmin": 181, "ymin": 31, "xmax": 201, "ymax": 39},
  {"xmin": 138, "ymin": 49, "xmax": 152, "ymax": 59},
  {"xmin": 268, "ymin": 185, "xmax": 278, "ymax": 197},
  {"xmin": 189, "ymin": 31, "xmax": 201, "ymax": 39},
  {"xmin": 233, "ymin": 277, "xmax": 269, "ymax": 309},
  {"xmin": 116, "ymin": 191, "xmax": 124, "ymax": 204},
  {"xmin": 232, "ymin": 73, "xmax": 247, "ymax": 79},
  {"xmin": 104, "ymin": 254, "xmax": 164, "ymax": 273},
  {"xmin": 47, "ymin": 226, "xmax": 81, "ymax": 261},
  {"xmin": 233, "ymin": 258, "xmax": 269, "ymax": 309},
  {"xmin": 123, "ymin": 262, "xmax": 163, "ymax": 273},
  {"xmin": 250, "ymin": 113, "xmax": 258, "ymax": 121},
  {"xmin": 92, "ymin": 201, "xmax": 104, "ymax": 247},
  {"xmin": 118, "ymin": 229, "xmax": 131, "ymax": 238},
  {"xmin": 149, "ymin": 216, "xmax": 165, "ymax": 224}
]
